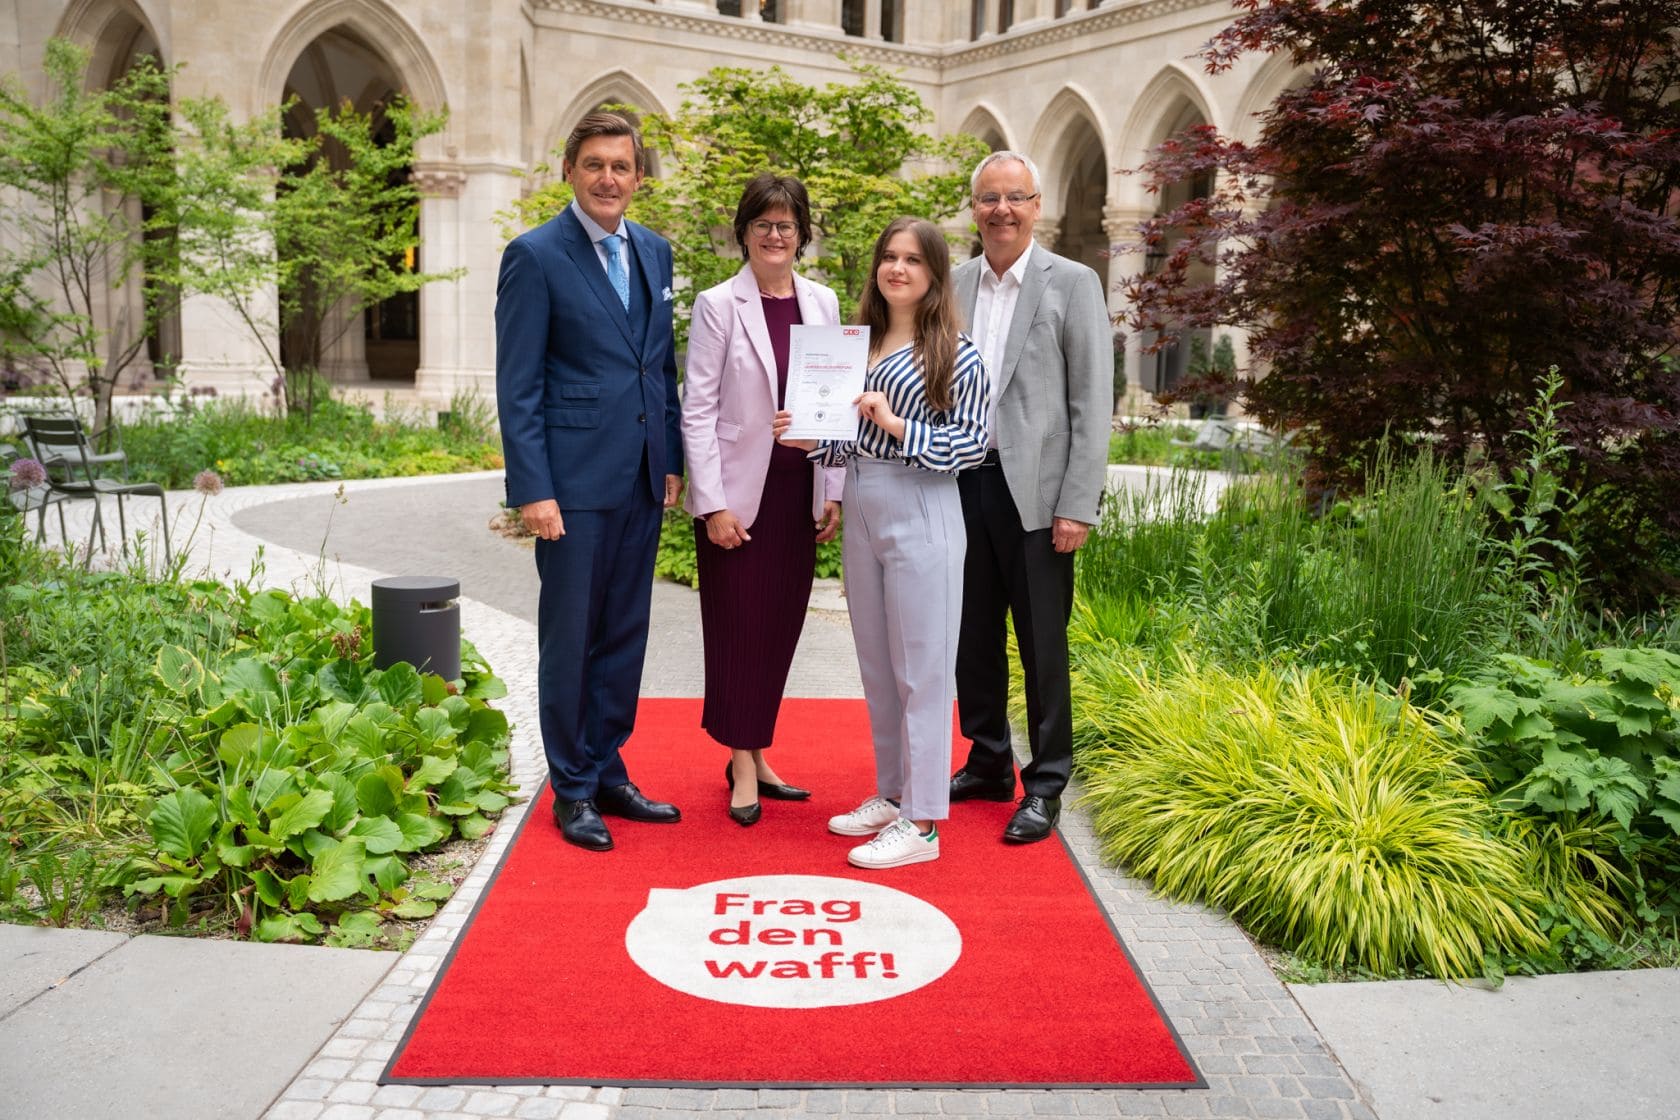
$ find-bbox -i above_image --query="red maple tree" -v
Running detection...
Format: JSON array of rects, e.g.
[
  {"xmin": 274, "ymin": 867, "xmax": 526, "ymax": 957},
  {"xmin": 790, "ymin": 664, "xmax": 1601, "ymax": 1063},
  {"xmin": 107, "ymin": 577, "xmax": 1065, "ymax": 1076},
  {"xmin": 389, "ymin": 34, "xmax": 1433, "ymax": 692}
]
[{"xmin": 1126, "ymin": 0, "xmax": 1680, "ymax": 595}]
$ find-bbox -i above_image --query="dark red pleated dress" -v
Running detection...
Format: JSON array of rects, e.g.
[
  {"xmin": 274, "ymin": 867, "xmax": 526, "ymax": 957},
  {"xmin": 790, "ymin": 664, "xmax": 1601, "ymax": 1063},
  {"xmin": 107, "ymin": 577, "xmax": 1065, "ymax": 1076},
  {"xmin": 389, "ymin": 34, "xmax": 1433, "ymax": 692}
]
[{"xmin": 694, "ymin": 293, "xmax": 818, "ymax": 750}]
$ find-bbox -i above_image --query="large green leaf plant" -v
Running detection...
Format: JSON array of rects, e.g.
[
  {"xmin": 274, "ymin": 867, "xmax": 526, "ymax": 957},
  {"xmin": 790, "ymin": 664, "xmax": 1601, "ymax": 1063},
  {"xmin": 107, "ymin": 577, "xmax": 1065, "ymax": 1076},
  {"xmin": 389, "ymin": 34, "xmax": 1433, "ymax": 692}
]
[{"xmin": 31, "ymin": 586, "xmax": 515, "ymax": 945}]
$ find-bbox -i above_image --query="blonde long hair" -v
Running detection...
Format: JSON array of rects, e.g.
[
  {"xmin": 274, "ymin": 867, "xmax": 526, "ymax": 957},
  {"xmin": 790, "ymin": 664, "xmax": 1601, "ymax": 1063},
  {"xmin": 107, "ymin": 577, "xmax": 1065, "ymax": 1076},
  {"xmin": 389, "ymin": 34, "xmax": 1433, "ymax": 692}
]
[{"xmin": 855, "ymin": 217, "xmax": 962, "ymax": 412}]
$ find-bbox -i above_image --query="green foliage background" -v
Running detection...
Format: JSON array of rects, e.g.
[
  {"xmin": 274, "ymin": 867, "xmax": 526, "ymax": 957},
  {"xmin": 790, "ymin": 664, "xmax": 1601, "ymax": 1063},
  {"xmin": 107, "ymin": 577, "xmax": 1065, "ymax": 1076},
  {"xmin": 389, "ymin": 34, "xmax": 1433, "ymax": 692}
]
[
  {"xmin": 502, "ymin": 60, "xmax": 987, "ymax": 349},
  {"xmin": 118, "ymin": 394, "xmax": 503, "ymax": 488},
  {"xmin": 0, "ymin": 534, "xmax": 515, "ymax": 945},
  {"xmin": 1051, "ymin": 418, "xmax": 1680, "ymax": 979}
]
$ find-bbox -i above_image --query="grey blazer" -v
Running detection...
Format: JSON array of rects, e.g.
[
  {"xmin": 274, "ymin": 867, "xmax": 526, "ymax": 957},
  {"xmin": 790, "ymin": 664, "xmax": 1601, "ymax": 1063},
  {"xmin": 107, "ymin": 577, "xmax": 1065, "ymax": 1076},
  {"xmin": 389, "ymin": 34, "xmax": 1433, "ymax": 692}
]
[{"xmin": 954, "ymin": 244, "xmax": 1112, "ymax": 531}]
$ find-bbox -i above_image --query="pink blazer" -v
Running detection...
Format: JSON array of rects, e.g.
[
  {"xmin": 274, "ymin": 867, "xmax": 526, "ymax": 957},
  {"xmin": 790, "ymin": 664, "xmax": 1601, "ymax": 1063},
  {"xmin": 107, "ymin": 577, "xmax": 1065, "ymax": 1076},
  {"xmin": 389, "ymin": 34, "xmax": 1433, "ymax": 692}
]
[{"xmin": 682, "ymin": 266, "xmax": 844, "ymax": 529}]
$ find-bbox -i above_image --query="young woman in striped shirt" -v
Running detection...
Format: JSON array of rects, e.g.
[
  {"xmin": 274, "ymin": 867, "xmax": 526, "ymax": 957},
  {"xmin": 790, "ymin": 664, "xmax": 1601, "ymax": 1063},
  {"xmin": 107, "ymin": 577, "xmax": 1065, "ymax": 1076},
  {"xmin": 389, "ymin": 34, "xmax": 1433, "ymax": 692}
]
[{"xmin": 774, "ymin": 216, "xmax": 990, "ymax": 868}]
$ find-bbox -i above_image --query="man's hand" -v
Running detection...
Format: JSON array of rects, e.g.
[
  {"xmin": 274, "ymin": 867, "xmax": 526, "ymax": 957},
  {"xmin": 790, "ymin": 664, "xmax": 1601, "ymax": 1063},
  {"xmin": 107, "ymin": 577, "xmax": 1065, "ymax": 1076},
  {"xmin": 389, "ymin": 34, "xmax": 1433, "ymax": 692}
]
[
  {"xmin": 815, "ymin": 500, "xmax": 841, "ymax": 543},
  {"xmin": 521, "ymin": 499, "xmax": 564, "ymax": 540},
  {"xmin": 1051, "ymin": 516, "xmax": 1091, "ymax": 553},
  {"xmin": 664, "ymin": 474, "xmax": 683, "ymax": 509},
  {"xmin": 706, "ymin": 508, "xmax": 751, "ymax": 549}
]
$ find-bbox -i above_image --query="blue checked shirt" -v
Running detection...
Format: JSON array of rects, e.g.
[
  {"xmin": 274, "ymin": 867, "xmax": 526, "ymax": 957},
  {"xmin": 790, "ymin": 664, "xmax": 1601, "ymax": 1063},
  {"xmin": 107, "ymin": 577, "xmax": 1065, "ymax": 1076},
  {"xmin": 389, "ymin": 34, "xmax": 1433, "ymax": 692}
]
[{"xmin": 813, "ymin": 335, "xmax": 990, "ymax": 473}]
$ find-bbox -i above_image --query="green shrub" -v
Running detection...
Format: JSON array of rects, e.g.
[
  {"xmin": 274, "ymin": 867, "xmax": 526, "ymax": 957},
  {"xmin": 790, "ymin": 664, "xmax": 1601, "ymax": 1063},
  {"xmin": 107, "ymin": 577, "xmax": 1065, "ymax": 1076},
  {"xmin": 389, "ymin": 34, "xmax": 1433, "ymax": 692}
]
[
  {"xmin": 1107, "ymin": 422, "xmax": 1206, "ymax": 467},
  {"xmin": 654, "ymin": 508, "xmax": 842, "ymax": 589},
  {"xmin": 1076, "ymin": 653, "xmax": 1550, "ymax": 978},
  {"xmin": 1080, "ymin": 449, "xmax": 1499, "ymax": 695},
  {"xmin": 1448, "ymin": 647, "xmax": 1680, "ymax": 929},
  {"xmin": 0, "ymin": 543, "xmax": 514, "ymax": 943},
  {"xmin": 655, "ymin": 509, "xmax": 701, "ymax": 588},
  {"xmin": 118, "ymin": 394, "xmax": 502, "ymax": 488}
]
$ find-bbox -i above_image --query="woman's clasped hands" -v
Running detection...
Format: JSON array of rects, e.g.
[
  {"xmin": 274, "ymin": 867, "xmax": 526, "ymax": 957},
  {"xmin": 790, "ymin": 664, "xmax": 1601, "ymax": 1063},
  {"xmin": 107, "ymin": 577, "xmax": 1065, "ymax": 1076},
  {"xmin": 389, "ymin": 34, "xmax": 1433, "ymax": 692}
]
[{"xmin": 704, "ymin": 509, "xmax": 751, "ymax": 550}]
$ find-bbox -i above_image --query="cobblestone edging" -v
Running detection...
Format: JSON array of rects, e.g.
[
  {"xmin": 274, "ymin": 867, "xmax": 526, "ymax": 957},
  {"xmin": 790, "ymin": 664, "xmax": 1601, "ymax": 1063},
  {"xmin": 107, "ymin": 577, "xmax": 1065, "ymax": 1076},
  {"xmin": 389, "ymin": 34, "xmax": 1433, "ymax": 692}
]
[{"xmin": 44, "ymin": 474, "xmax": 1376, "ymax": 1120}]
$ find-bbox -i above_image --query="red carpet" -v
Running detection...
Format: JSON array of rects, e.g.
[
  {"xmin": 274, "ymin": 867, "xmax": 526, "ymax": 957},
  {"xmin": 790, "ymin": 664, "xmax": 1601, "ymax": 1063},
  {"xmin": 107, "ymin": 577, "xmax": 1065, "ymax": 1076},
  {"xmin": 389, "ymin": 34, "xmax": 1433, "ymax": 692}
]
[{"xmin": 383, "ymin": 698, "xmax": 1201, "ymax": 1089}]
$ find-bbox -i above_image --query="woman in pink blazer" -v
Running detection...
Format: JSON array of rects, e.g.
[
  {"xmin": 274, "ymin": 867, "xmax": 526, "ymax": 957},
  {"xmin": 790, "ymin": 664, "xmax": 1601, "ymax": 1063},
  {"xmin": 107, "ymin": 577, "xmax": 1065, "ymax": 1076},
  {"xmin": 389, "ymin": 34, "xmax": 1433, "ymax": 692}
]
[{"xmin": 681, "ymin": 174, "xmax": 844, "ymax": 826}]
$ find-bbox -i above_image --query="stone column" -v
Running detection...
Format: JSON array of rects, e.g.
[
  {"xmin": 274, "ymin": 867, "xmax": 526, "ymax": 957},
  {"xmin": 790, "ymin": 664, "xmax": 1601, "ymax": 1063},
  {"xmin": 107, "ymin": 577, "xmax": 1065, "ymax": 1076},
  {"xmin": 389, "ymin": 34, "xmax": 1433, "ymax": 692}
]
[
  {"xmin": 1016, "ymin": 0, "xmax": 1059, "ymax": 28},
  {"xmin": 175, "ymin": 297, "xmax": 282, "ymax": 401},
  {"xmin": 1033, "ymin": 219, "xmax": 1062, "ymax": 255},
  {"xmin": 900, "ymin": 3, "xmax": 955, "ymax": 44},
  {"xmin": 319, "ymin": 294, "xmax": 369, "ymax": 385},
  {"xmin": 784, "ymin": 0, "xmax": 842, "ymax": 31},
  {"xmin": 863, "ymin": 0, "xmax": 883, "ymax": 38},
  {"xmin": 167, "ymin": 0, "xmax": 285, "ymax": 402},
  {"xmin": 1209, "ymin": 198, "xmax": 1262, "ymax": 417},
  {"xmin": 413, "ymin": 163, "xmax": 516, "ymax": 410},
  {"xmin": 1104, "ymin": 205, "xmax": 1154, "ymax": 416}
]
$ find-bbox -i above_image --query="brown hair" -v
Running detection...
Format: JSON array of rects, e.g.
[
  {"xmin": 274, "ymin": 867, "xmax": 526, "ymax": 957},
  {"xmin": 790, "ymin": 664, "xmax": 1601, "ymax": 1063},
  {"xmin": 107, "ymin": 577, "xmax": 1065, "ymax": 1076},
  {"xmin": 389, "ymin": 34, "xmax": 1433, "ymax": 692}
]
[
  {"xmin": 855, "ymin": 217, "xmax": 961, "ymax": 412},
  {"xmin": 732, "ymin": 173, "xmax": 813, "ymax": 259},
  {"xmin": 563, "ymin": 111, "xmax": 645, "ymax": 173}
]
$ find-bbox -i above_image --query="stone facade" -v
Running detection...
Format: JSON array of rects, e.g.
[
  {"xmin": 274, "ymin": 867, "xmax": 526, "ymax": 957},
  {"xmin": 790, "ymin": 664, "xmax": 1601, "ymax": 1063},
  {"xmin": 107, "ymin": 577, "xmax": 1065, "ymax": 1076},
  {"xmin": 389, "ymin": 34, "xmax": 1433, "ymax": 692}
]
[{"xmin": 4, "ymin": 0, "xmax": 1298, "ymax": 409}]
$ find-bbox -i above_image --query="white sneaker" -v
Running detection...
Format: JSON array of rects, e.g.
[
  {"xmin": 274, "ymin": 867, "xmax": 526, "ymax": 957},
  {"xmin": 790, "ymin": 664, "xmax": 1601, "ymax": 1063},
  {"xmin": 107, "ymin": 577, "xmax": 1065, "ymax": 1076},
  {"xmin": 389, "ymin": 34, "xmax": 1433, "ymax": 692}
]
[
  {"xmin": 828, "ymin": 795, "xmax": 900, "ymax": 836},
  {"xmin": 847, "ymin": 818, "xmax": 939, "ymax": 869}
]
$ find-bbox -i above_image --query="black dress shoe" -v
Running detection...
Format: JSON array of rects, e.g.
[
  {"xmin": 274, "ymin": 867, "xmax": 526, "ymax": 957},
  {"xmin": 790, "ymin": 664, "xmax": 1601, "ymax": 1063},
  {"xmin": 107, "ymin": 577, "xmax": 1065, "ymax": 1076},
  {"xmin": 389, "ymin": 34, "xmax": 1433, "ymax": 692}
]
[
  {"xmin": 597, "ymin": 782, "xmax": 682, "ymax": 823},
  {"xmin": 1003, "ymin": 795, "xmax": 1060, "ymax": 843},
  {"xmin": 728, "ymin": 800, "xmax": 762, "ymax": 826},
  {"xmin": 950, "ymin": 767, "xmax": 1017, "ymax": 802},
  {"xmin": 553, "ymin": 798, "xmax": 613, "ymax": 851},
  {"xmin": 725, "ymin": 761, "xmax": 811, "ymax": 801}
]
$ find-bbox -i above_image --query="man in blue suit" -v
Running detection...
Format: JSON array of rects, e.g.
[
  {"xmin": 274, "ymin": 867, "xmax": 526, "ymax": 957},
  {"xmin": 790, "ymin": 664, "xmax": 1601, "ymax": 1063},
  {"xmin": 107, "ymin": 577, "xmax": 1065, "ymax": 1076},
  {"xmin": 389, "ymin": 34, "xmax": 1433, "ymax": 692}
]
[{"xmin": 495, "ymin": 112, "xmax": 684, "ymax": 851}]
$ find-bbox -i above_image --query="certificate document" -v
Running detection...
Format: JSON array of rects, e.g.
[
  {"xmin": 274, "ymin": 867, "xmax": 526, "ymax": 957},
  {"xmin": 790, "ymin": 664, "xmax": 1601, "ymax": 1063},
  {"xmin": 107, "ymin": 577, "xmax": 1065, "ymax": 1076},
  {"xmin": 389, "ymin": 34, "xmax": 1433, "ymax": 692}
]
[{"xmin": 782, "ymin": 323, "xmax": 870, "ymax": 441}]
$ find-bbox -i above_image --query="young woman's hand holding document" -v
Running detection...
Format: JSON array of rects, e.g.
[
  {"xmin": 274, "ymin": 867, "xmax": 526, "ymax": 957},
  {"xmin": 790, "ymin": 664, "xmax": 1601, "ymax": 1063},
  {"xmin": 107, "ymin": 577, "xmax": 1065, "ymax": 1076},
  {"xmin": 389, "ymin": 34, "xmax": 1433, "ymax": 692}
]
[{"xmin": 780, "ymin": 324, "xmax": 870, "ymax": 440}]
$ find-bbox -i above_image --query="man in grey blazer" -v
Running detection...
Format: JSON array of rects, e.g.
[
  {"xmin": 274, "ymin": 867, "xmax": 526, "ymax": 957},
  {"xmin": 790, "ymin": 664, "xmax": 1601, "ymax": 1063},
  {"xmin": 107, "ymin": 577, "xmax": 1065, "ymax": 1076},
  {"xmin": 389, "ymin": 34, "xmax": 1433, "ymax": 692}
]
[{"xmin": 948, "ymin": 151, "xmax": 1113, "ymax": 843}]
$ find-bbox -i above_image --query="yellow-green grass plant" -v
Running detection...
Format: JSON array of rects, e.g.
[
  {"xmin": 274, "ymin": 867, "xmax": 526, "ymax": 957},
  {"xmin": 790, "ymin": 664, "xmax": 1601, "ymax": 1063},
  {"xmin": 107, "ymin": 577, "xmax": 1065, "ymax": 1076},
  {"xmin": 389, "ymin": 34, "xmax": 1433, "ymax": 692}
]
[{"xmin": 1076, "ymin": 653, "xmax": 1549, "ymax": 978}]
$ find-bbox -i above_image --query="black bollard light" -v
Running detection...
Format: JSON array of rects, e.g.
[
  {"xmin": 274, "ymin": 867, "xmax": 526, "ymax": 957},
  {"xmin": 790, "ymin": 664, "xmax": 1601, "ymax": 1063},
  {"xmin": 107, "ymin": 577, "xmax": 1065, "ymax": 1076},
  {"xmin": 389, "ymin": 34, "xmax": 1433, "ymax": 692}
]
[{"xmin": 370, "ymin": 576, "xmax": 462, "ymax": 681}]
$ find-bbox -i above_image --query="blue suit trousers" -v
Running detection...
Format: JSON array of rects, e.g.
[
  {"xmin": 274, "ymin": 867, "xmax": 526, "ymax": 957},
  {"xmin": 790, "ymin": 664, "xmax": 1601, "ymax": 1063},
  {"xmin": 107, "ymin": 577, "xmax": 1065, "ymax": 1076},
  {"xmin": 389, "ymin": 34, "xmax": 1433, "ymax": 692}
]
[{"xmin": 533, "ymin": 461, "xmax": 662, "ymax": 800}]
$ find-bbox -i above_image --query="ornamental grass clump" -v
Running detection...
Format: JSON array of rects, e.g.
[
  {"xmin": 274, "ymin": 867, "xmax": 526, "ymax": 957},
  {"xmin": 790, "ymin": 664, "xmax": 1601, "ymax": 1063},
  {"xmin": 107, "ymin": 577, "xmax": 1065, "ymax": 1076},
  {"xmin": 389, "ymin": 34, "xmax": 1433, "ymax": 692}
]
[{"xmin": 1078, "ymin": 655, "xmax": 1547, "ymax": 978}]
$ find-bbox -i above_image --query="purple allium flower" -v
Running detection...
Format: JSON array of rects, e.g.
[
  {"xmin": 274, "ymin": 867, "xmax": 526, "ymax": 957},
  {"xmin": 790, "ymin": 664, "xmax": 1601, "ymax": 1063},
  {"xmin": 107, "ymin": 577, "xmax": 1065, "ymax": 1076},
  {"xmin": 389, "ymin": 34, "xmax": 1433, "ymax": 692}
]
[
  {"xmin": 193, "ymin": 469, "xmax": 224, "ymax": 496},
  {"xmin": 8, "ymin": 457, "xmax": 47, "ymax": 491}
]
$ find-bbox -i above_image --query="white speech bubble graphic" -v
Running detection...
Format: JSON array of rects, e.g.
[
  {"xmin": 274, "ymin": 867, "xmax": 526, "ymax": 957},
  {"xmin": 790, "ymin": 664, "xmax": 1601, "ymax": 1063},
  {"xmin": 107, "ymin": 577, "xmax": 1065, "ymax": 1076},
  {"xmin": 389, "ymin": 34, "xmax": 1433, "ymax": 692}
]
[{"xmin": 624, "ymin": 874, "xmax": 962, "ymax": 1008}]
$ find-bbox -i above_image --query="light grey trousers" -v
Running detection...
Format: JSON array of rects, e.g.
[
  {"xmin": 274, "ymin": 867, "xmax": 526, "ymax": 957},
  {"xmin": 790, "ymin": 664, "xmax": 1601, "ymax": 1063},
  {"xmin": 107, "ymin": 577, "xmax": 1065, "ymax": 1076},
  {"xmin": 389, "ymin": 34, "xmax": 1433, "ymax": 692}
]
[{"xmin": 843, "ymin": 457, "xmax": 965, "ymax": 822}]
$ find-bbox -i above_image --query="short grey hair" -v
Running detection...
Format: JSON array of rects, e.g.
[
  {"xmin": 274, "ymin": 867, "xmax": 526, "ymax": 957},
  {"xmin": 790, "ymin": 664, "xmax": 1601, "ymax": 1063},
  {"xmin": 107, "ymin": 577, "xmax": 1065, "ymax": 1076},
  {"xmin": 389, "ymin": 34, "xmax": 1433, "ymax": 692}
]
[{"xmin": 970, "ymin": 150, "xmax": 1042, "ymax": 196}]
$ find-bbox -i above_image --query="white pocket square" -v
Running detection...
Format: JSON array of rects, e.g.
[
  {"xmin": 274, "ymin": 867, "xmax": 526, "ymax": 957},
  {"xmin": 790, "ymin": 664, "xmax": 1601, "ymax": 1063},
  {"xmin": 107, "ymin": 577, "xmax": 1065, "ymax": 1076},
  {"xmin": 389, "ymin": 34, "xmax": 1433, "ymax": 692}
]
[{"xmin": 661, "ymin": 286, "xmax": 673, "ymax": 302}]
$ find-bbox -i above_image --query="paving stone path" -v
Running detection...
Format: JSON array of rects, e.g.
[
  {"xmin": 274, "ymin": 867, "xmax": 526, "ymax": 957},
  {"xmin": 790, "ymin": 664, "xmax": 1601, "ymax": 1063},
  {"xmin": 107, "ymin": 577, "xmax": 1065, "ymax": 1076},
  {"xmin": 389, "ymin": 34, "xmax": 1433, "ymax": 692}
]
[{"xmin": 42, "ymin": 472, "xmax": 1375, "ymax": 1120}]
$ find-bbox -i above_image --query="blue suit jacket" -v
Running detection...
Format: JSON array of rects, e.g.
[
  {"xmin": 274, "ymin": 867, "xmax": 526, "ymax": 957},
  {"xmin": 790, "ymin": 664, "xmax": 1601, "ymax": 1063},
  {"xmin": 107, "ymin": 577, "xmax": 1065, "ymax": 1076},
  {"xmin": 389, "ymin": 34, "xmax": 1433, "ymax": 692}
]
[{"xmin": 495, "ymin": 207, "xmax": 683, "ymax": 512}]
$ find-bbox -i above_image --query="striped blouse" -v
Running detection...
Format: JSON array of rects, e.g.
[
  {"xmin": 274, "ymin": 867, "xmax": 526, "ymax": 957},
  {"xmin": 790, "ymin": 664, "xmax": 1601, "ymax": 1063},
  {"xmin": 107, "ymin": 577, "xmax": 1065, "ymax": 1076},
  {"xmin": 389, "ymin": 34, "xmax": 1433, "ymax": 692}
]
[{"xmin": 812, "ymin": 335, "xmax": 990, "ymax": 473}]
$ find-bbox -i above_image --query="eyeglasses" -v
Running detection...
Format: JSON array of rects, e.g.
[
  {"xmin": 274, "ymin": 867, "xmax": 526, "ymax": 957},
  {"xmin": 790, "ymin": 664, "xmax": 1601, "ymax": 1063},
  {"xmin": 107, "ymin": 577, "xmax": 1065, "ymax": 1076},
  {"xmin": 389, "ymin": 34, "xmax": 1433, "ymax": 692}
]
[
  {"xmin": 974, "ymin": 192, "xmax": 1040, "ymax": 209},
  {"xmin": 749, "ymin": 220, "xmax": 798, "ymax": 238}
]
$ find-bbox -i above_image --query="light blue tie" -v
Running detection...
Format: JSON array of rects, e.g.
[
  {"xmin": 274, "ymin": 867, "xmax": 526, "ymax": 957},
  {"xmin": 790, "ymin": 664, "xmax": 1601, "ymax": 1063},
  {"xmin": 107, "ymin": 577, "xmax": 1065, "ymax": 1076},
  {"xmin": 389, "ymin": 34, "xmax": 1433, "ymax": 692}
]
[{"xmin": 602, "ymin": 233, "xmax": 629, "ymax": 311}]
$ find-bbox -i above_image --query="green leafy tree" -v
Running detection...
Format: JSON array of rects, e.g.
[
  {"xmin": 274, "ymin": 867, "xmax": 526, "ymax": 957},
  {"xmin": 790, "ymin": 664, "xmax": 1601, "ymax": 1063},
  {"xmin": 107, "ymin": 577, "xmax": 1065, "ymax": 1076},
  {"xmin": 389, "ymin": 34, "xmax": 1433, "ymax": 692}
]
[
  {"xmin": 0, "ymin": 39, "xmax": 185, "ymax": 434},
  {"xmin": 169, "ymin": 98, "xmax": 310, "ymax": 401},
  {"xmin": 1124, "ymin": 0, "xmax": 1680, "ymax": 601},
  {"xmin": 504, "ymin": 60, "xmax": 985, "ymax": 346},
  {"xmin": 272, "ymin": 96, "xmax": 459, "ymax": 421}
]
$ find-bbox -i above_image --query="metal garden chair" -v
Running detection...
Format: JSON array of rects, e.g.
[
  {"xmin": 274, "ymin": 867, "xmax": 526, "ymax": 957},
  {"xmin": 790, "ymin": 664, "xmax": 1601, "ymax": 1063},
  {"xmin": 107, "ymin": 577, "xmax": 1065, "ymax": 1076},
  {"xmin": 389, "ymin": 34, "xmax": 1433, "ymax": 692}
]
[
  {"xmin": 2, "ymin": 439, "xmax": 71, "ymax": 544},
  {"xmin": 20, "ymin": 413, "xmax": 170, "ymax": 562}
]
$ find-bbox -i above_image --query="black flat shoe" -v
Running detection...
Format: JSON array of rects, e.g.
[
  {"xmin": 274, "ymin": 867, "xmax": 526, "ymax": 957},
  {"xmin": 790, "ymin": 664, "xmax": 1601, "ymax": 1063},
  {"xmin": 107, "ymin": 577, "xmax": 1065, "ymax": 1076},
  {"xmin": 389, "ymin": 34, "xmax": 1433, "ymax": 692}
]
[
  {"xmin": 726, "ymin": 760, "xmax": 811, "ymax": 801},
  {"xmin": 728, "ymin": 801, "xmax": 762, "ymax": 826}
]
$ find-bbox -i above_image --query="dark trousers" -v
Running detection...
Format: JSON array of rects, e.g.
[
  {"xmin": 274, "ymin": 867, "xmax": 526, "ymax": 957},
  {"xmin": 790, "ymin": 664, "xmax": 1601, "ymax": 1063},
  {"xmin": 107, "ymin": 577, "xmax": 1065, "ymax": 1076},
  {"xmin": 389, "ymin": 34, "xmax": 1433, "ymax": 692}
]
[
  {"xmin": 954, "ymin": 462, "xmax": 1076, "ymax": 799},
  {"xmin": 533, "ymin": 463, "xmax": 661, "ymax": 800}
]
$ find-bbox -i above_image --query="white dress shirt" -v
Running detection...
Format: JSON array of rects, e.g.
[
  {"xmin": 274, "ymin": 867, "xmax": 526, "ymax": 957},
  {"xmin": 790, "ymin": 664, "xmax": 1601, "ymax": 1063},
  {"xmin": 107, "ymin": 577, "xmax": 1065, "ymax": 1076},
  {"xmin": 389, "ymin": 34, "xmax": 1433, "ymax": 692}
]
[
  {"xmin": 570, "ymin": 199, "xmax": 633, "ymax": 277},
  {"xmin": 971, "ymin": 239, "xmax": 1033, "ymax": 449}
]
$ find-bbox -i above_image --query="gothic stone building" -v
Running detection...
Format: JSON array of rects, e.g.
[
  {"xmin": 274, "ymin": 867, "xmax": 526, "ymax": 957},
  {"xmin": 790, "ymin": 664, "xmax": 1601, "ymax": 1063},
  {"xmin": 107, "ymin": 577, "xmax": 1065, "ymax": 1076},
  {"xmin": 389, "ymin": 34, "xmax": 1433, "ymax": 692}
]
[{"xmin": 4, "ymin": 0, "xmax": 1298, "ymax": 409}]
